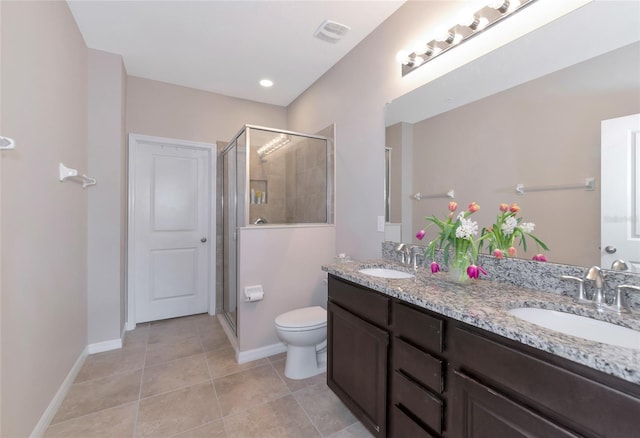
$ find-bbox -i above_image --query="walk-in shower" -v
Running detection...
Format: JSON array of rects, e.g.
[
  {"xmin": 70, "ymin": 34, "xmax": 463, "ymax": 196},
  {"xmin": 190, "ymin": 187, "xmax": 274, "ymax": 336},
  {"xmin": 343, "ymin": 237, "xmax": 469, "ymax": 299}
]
[{"xmin": 220, "ymin": 125, "xmax": 333, "ymax": 334}]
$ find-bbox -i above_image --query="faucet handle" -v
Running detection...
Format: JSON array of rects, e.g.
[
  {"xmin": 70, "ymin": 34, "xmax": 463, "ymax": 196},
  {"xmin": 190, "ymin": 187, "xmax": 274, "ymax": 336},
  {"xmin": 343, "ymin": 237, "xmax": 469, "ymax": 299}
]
[
  {"xmin": 610, "ymin": 284, "xmax": 640, "ymax": 314},
  {"xmin": 561, "ymin": 275, "xmax": 589, "ymax": 302}
]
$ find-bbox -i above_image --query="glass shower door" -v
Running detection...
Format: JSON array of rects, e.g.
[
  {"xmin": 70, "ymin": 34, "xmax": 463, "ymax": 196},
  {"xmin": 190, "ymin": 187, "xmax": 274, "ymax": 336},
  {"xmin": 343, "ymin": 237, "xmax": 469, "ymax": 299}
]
[{"xmin": 222, "ymin": 137, "xmax": 238, "ymax": 333}]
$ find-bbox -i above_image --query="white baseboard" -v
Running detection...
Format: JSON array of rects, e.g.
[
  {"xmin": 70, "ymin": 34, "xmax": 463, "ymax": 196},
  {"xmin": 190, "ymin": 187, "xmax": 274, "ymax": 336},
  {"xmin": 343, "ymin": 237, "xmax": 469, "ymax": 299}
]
[
  {"xmin": 125, "ymin": 320, "xmax": 136, "ymax": 331},
  {"xmin": 87, "ymin": 337, "xmax": 122, "ymax": 354},
  {"xmin": 30, "ymin": 346, "xmax": 89, "ymax": 438},
  {"xmin": 237, "ymin": 342, "xmax": 287, "ymax": 364}
]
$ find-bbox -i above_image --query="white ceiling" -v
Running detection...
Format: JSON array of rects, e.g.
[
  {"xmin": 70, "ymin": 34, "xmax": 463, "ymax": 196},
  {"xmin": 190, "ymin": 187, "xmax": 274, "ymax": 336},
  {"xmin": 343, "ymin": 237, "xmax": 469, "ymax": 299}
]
[{"xmin": 67, "ymin": 0, "xmax": 405, "ymax": 107}]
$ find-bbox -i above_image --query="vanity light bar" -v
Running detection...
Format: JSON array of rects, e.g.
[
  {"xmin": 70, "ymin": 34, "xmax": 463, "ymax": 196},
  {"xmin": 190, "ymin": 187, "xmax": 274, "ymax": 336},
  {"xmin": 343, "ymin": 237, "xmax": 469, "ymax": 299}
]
[{"xmin": 398, "ymin": 0, "xmax": 537, "ymax": 76}]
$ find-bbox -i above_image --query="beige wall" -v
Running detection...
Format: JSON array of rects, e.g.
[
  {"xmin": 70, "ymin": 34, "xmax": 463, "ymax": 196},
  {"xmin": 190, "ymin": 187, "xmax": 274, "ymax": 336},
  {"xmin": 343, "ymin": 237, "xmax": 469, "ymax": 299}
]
[
  {"xmin": 87, "ymin": 49, "xmax": 127, "ymax": 345},
  {"xmin": 0, "ymin": 2, "xmax": 88, "ymax": 436},
  {"xmin": 410, "ymin": 42, "xmax": 640, "ymax": 267},
  {"xmin": 126, "ymin": 76, "xmax": 287, "ymax": 145},
  {"xmin": 237, "ymin": 226, "xmax": 335, "ymax": 352}
]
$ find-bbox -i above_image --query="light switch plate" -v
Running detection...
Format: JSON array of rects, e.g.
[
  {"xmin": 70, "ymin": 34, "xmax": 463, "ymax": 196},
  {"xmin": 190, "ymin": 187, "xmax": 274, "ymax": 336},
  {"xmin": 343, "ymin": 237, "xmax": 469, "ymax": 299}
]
[{"xmin": 377, "ymin": 216, "xmax": 385, "ymax": 232}]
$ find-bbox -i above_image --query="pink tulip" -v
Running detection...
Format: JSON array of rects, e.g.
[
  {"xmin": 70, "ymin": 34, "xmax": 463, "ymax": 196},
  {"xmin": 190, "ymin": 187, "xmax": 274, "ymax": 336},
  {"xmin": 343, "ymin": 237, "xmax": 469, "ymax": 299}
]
[
  {"xmin": 509, "ymin": 203, "xmax": 520, "ymax": 213},
  {"xmin": 467, "ymin": 264, "xmax": 487, "ymax": 279},
  {"xmin": 416, "ymin": 229, "xmax": 426, "ymax": 240},
  {"xmin": 448, "ymin": 201, "xmax": 458, "ymax": 212},
  {"xmin": 493, "ymin": 249, "xmax": 504, "ymax": 259},
  {"xmin": 499, "ymin": 203, "xmax": 509, "ymax": 212},
  {"xmin": 430, "ymin": 262, "xmax": 440, "ymax": 273},
  {"xmin": 532, "ymin": 254, "xmax": 547, "ymax": 262},
  {"xmin": 468, "ymin": 202, "xmax": 480, "ymax": 213},
  {"xmin": 508, "ymin": 246, "xmax": 517, "ymax": 257}
]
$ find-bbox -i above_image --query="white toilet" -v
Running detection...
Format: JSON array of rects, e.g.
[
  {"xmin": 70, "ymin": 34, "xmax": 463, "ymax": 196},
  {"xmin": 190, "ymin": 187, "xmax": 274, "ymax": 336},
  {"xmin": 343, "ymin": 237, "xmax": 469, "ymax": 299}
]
[{"xmin": 274, "ymin": 306, "xmax": 327, "ymax": 380}]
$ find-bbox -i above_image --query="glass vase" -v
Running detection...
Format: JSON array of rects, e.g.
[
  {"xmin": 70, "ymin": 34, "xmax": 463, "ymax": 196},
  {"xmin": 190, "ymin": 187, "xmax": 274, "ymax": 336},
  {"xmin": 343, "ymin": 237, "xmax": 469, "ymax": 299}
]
[{"xmin": 448, "ymin": 251, "xmax": 471, "ymax": 284}]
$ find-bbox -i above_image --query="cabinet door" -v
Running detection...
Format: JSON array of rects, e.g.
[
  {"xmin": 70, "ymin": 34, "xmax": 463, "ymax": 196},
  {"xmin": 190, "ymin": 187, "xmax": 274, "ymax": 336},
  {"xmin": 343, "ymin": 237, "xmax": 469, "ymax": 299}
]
[
  {"xmin": 328, "ymin": 301, "xmax": 388, "ymax": 437},
  {"xmin": 451, "ymin": 371, "xmax": 579, "ymax": 438}
]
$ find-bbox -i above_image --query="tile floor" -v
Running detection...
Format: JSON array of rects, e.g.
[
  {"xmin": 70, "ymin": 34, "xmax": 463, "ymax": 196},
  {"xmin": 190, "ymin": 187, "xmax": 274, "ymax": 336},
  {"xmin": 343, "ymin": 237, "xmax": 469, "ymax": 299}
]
[{"xmin": 45, "ymin": 313, "xmax": 372, "ymax": 438}]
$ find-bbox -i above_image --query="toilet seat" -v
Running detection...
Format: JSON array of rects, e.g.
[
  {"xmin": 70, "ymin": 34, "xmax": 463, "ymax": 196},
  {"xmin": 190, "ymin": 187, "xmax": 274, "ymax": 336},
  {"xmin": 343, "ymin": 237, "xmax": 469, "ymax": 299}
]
[{"xmin": 275, "ymin": 306, "xmax": 326, "ymax": 331}]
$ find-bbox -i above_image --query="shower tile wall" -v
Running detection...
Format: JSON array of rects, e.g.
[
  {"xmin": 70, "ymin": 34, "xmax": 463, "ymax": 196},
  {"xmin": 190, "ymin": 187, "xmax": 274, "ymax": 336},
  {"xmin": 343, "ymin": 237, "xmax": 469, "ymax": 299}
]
[
  {"xmin": 249, "ymin": 148, "xmax": 286, "ymax": 224},
  {"xmin": 285, "ymin": 139, "xmax": 328, "ymax": 223}
]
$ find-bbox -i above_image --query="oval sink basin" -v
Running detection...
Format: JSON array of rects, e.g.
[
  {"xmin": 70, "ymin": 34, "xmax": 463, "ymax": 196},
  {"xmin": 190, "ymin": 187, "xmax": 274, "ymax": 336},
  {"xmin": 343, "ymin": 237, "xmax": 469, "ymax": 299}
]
[
  {"xmin": 508, "ymin": 307, "xmax": 640, "ymax": 350},
  {"xmin": 358, "ymin": 268, "xmax": 414, "ymax": 279}
]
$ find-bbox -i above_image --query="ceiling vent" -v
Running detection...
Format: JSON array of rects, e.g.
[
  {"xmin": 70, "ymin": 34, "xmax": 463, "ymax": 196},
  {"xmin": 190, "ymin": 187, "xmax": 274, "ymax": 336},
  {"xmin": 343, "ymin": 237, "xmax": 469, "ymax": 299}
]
[{"xmin": 314, "ymin": 20, "xmax": 350, "ymax": 44}]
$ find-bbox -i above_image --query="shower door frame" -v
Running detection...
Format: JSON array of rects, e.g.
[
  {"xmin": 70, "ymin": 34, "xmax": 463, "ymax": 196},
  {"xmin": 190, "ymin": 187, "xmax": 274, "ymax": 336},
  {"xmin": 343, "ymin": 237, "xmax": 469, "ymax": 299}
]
[{"xmin": 242, "ymin": 124, "xmax": 332, "ymax": 227}]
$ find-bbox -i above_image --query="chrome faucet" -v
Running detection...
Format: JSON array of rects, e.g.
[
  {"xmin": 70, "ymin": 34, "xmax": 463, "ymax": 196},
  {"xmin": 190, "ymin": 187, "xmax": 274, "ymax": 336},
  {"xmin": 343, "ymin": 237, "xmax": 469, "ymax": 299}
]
[
  {"xmin": 585, "ymin": 266, "xmax": 606, "ymax": 306},
  {"xmin": 563, "ymin": 265, "xmax": 640, "ymax": 314}
]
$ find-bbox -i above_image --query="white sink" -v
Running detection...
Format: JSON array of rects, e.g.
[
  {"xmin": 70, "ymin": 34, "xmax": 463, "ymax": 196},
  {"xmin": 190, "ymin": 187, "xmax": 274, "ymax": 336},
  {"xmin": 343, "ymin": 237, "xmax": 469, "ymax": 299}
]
[
  {"xmin": 358, "ymin": 268, "xmax": 414, "ymax": 279},
  {"xmin": 508, "ymin": 307, "xmax": 640, "ymax": 350}
]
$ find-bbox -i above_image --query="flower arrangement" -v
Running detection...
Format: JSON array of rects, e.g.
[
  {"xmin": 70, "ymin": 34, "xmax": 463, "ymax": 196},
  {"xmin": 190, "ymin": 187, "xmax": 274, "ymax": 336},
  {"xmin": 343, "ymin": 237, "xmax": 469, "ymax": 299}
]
[
  {"xmin": 480, "ymin": 203, "xmax": 549, "ymax": 260},
  {"xmin": 416, "ymin": 201, "xmax": 486, "ymax": 282}
]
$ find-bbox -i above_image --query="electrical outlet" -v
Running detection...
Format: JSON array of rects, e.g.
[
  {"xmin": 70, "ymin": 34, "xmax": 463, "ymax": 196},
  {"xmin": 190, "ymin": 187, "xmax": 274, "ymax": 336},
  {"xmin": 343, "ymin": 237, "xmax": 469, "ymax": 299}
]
[{"xmin": 377, "ymin": 216, "xmax": 385, "ymax": 232}]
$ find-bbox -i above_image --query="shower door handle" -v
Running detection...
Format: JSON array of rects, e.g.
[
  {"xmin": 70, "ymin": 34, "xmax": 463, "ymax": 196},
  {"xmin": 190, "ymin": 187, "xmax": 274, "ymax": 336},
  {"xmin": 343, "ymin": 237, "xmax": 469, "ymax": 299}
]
[{"xmin": 201, "ymin": 237, "xmax": 207, "ymax": 243}]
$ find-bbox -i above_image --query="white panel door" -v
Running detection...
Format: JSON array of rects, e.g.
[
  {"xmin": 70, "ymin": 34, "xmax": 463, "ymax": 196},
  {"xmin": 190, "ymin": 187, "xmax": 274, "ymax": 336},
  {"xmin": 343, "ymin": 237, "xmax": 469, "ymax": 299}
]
[
  {"xmin": 601, "ymin": 114, "xmax": 640, "ymax": 272},
  {"xmin": 132, "ymin": 140, "xmax": 211, "ymax": 322}
]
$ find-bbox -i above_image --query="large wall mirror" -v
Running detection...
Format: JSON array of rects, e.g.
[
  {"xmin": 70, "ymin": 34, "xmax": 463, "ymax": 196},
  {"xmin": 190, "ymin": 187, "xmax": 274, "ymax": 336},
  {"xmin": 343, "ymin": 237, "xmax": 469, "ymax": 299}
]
[{"xmin": 385, "ymin": 1, "xmax": 640, "ymax": 269}]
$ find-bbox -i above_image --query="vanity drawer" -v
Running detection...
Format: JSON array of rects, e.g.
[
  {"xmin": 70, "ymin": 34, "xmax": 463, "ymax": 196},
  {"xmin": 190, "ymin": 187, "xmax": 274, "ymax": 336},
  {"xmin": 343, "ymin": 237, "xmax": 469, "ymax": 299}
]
[
  {"xmin": 394, "ymin": 337, "xmax": 443, "ymax": 394},
  {"xmin": 394, "ymin": 371, "xmax": 444, "ymax": 434},
  {"xmin": 452, "ymin": 326, "xmax": 640, "ymax": 438},
  {"xmin": 328, "ymin": 275, "xmax": 389, "ymax": 327},
  {"xmin": 391, "ymin": 405, "xmax": 437, "ymax": 438},
  {"xmin": 393, "ymin": 301, "xmax": 443, "ymax": 354}
]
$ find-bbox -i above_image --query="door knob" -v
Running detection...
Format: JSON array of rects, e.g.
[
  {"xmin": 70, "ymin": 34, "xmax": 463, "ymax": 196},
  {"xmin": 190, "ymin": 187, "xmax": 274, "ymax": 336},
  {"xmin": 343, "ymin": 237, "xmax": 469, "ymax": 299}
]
[
  {"xmin": 201, "ymin": 237, "xmax": 207, "ymax": 243},
  {"xmin": 604, "ymin": 245, "xmax": 617, "ymax": 254}
]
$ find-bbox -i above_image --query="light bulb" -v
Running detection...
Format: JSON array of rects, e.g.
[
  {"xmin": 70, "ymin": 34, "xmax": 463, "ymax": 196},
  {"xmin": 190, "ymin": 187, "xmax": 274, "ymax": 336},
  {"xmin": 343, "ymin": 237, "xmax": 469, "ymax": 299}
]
[
  {"xmin": 396, "ymin": 50, "xmax": 411, "ymax": 65},
  {"xmin": 434, "ymin": 27, "xmax": 450, "ymax": 42},
  {"xmin": 488, "ymin": 0, "xmax": 509, "ymax": 13},
  {"xmin": 458, "ymin": 9, "xmax": 476, "ymax": 27},
  {"xmin": 412, "ymin": 40, "xmax": 429, "ymax": 56},
  {"xmin": 259, "ymin": 79, "xmax": 273, "ymax": 88}
]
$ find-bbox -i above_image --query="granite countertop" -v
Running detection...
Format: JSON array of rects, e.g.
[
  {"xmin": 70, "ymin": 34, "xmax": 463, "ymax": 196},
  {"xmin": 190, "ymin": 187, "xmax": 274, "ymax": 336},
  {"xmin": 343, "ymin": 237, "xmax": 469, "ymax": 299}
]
[{"xmin": 323, "ymin": 259, "xmax": 640, "ymax": 385}]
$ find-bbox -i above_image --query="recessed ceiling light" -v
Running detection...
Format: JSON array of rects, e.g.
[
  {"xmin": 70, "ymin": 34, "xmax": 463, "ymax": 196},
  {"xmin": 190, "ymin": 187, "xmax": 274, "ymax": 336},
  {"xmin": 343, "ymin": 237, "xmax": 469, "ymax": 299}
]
[{"xmin": 259, "ymin": 79, "xmax": 274, "ymax": 88}]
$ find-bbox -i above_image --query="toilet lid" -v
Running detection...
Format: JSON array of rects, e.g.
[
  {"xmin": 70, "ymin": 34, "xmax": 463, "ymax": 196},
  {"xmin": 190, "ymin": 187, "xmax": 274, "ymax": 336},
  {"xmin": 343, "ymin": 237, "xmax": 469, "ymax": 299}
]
[{"xmin": 275, "ymin": 306, "xmax": 327, "ymax": 328}]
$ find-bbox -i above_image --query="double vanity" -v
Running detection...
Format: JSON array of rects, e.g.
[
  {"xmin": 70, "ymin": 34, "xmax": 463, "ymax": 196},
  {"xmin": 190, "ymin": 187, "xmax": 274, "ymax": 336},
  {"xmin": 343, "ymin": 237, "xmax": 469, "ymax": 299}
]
[{"xmin": 323, "ymin": 256, "xmax": 640, "ymax": 437}]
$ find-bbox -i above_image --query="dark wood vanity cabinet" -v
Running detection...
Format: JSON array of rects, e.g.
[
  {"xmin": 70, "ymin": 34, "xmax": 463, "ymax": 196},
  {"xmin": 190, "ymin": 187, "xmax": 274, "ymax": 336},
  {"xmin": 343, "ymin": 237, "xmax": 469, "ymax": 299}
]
[
  {"xmin": 327, "ymin": 275, "xmax": 390, "ymax": 437},
  {"xmin": 390, "ymin": 301, "xmax": 446, "ymax": 437},
  {"xmin": 327, "ymin": 275, "xmax": 640, "ymax": 438},
  {"xmin": 450, "ymin": 325, "xmax": 640, "ymax": 438}
]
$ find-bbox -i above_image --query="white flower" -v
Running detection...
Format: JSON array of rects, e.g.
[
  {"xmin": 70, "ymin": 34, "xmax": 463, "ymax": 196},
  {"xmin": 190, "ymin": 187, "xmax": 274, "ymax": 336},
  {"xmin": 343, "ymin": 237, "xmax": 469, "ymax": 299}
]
[
  {"xmin": 501, "ymin": 216, "xmax": 517, "ymax": 236},
  {"xmin": 456, "ymin": 217, "xmax": 478, "ymax": 239},
  {"xmin": 520, "ymin": 222, "xmax": 535, "ymax": 233}
]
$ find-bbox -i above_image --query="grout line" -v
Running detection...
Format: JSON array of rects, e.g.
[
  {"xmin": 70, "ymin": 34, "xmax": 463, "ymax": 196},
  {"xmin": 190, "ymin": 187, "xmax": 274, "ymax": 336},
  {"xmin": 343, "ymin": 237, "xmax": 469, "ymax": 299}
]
[
  {"xmin": 138, "ymin": 378, "xmax": 213, "ymax": 402},
  {"xmin": 44, "ymin": 401, "xmax": 139, "ymax": 430}
]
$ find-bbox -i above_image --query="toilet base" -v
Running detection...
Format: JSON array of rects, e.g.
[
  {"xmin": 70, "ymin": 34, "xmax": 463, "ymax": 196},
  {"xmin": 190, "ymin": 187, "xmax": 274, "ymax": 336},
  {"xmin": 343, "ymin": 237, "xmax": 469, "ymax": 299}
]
[{"xmin": 284, "ymin": 344, "xmax": 326, "ymax": 380}]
